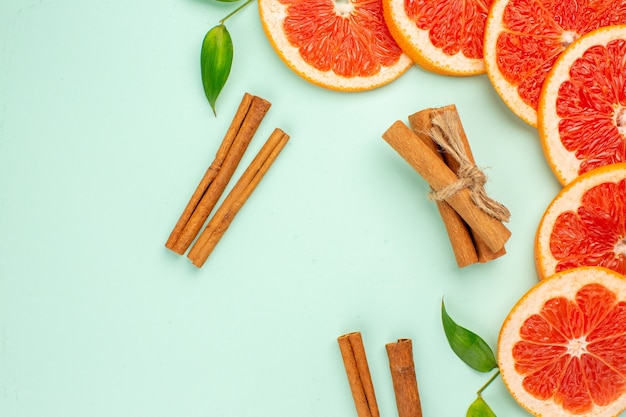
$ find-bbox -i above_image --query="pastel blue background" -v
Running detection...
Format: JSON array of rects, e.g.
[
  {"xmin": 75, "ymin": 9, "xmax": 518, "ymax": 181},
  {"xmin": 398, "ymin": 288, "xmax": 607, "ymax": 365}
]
[{"xmin": 1, "ymin": 1, "xmax": 564, "ymax": 416}]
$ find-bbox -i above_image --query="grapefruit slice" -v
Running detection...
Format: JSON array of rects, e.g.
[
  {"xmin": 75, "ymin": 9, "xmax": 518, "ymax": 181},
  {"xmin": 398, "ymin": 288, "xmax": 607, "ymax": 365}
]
[
  {"xmin": 382, "ymin": 0, "xmax": 494, "ymax": 75},
  {"xmin": 484, "ymin": 0, "xmax": 626, "ymax": 126},
  {"xmin": 535, "ymin": 163, "xmax": 626, "ymax": 280},
  {"xmin": 258, "ymin": 0, "xmax": 413, "ymax": 91},
  {"xmin": 539, "ymin": 25, "xmax": 626, "ymax": 186},
  {"xmin": 498, "ymin": 266, "xmax": 626, "ymax": 417}
]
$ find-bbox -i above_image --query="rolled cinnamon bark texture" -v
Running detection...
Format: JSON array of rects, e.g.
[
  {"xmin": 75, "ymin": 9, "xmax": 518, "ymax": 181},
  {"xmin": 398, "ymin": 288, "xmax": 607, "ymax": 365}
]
[
  {"xmin": 386, "ymin": 338, "xmax": 423, "ymax": 417},
  {"xmin": 337, "ymin": 332, "xmax": 380, "ymax": 417}
]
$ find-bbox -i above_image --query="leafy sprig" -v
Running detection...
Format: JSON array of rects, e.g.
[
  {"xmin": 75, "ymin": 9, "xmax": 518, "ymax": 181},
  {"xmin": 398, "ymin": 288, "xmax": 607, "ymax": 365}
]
[
  {"xmin": 200, "ymin": 0, "xmax": 254, "ymax": 115},
  {"xmin": 441, "ymin": 299, "xmax": 500, "ymax": 417}
]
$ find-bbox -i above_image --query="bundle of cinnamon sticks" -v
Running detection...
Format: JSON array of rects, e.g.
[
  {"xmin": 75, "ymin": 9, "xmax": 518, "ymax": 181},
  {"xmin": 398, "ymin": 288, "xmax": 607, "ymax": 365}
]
[
  {"xmin": 338, "ymin": 332, "xmax": 422, "ymax": 417},
  {"xmin": 165, "ymin": 92, "xmax": 290, "ymax": 268},
  {"xmin": 382, "ymin": 105, "xmax": 511, "ymax": 268}
]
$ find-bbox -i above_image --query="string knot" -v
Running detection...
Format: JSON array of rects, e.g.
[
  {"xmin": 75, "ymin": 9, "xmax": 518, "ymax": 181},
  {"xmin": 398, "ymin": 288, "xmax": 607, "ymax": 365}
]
[{"xmin": 426, "ymin": 109, "xmax": 510, "ymax": 223}]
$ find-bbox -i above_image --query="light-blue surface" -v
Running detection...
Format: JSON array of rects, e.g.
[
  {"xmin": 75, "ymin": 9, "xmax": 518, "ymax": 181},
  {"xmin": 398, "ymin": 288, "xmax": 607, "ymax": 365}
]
[{"xmin": 1, "ymin": 1, "xmax": 564, "ymax": 416}]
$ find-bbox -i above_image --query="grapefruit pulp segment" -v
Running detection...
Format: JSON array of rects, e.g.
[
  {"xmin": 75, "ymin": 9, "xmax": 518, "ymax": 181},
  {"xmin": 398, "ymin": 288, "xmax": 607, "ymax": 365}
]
[{"xmin": 258, "ymin": 0, "xmax": 412, "ymax": 91}]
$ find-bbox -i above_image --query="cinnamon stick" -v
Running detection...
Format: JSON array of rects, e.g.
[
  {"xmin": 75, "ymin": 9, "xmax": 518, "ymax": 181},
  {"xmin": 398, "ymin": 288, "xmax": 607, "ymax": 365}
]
[
  {"xmin": 165, "ymin": 93, "xmax": 271, "ymax": 255},
  {"xmin": 409, "ymin": 105, "xmax": 506, "ymax": 263},
  {"xmin": 430, "ymin": 106, "xmax": 506, "ymax": 262},
  {"xmin": 187, "ymin": 128, "xmax": 290, "ymax": 268},
  {"xmin": 337, "ymin": 332, "xmax": 380, "ymax": 417},
  {"xmin": 382, "ymin": 120, "xmax": 510, "ymax": 252},
  {"xmin": 386, "ymin": 339, "xmax": 422, "ymax": 417},
  {"xmin": 408, "ymin": 108, "xmax": 479, "ymax": 267}
]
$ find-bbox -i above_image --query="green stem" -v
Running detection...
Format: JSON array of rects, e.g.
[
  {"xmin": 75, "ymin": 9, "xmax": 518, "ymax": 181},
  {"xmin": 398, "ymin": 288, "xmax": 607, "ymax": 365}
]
[
  {"xmin": 477, "ymin": 369, "xmax": 501, "ymax": 396},
  {"xmin": 219, "ymin": 0, "xmax": 255, "ymax": 24}
]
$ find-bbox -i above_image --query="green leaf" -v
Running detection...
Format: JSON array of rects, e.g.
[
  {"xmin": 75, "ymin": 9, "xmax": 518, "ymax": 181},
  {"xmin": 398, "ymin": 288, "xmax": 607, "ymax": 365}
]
[
  {"xmin": 467, "ymin": 396, "xmax": 497, "ymax": 417},
  {"xmin": 215, "ymin": 0, "xmax": 242, "ymax": 2},
  {"xmin": 441, "ymin": 299, "xmax": 497, "ymax": 372},
  {"xmin": 200, "ymin": 23, "xmax": 233, "ymax": 115}
]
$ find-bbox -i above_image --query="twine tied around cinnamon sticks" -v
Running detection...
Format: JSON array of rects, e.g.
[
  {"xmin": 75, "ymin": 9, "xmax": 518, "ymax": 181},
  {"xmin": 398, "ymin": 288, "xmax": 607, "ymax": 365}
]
[
  {"xmin": 382, "ymin": 105, "xmax": 511, "ymax": 267},
  {"xmin": 425, "ymin": 110, "xmax": 510, "ymax": 224}
]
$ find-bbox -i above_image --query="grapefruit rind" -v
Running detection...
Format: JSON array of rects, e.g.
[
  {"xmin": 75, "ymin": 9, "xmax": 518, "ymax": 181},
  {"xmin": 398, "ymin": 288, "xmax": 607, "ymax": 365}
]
[
  {"xmin": 498, "ymin": 266, "xmax": 626, "ymax": 417},
  {"xmin": 484, "ymin": 0, "xmax": 542, "ymax": 127},
  {"xmin": 257, "ymin": 0, "xmax": 413, "ymax": 92},
  {"xmin": 538, "ymin": 26, "xmax": 626, "ymax": 186},
  {"xmin": 382, "ymin": 0, "xmax": 486, "ymax": 76},
  {"xmin": 535, "ymin": 163, "xmax": 626, "ymax": 280}
]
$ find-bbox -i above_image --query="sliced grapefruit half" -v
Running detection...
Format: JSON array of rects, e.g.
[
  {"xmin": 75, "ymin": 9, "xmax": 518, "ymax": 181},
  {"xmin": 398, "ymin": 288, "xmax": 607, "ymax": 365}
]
[
  {"xmin": 484, "ymin": 0, "xmax": 626, "ymax": 126},
  {"xmin": 498, "ymin": 266, "xmax": 626, "ymax": 417},
  {"xmin": 382, "ymin": 0, "xmax": 494, "ymax": 75},
  {"xmin": 258, "ymin": 0, "xmax": 413, "ymax": 91},
  {"xmin": 539, "ymin": 25, "xmax": 626, "ymax": 186},
  {"xmin": 535, "ymin": 163, "xmax": 626, "ymax": 280}
]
